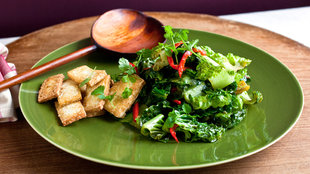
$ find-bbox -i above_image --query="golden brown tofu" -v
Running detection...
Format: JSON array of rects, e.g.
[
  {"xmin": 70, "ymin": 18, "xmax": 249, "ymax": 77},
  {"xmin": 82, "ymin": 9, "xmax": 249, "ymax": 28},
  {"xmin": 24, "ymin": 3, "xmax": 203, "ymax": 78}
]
[
  {"xmin": 104, "ymin": 74, "xmax": 145, "ymax": 118},
  {"xmin": 57, "ymin": 80, "xmax": 82, "ymax": 106},
  {"xmin": 86, "ymin": 110, "xmax": 106, "ymax": 117},
  {"xmin": 110, "ymin": 79, "xmax": 114, "ymax": 87},
  {"xmin": 88, "ymin": 70, "xmax": 107, "ymax": 87},
  {"xmin": 79, "ymin": 85, "xmax": 87, "ymax": 96},
  {"xmin": 67, "ymin": 65, "xmax": 93, "ymax": 84},
  {"xmin": 83, "ymin": 75, "xmax": 111, "ymax": 112},
  {"xmin": 38, "ymin": 74, "xmax": 64, "ymax": 103},
  {"xmin": 67, "ymin": 65, "xmax": 107, "ymax": 87},
  {"xmin": 55, "ymin": 101, "xmax": 87, "ymax": 126}
]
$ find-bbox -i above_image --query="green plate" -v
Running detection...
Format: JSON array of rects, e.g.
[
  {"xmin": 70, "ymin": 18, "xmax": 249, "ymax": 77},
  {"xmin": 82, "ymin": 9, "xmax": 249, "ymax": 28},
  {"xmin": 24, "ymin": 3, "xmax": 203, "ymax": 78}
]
[{"xmin": 19, "ymin": 29, "xmax": 303, "ymax": 170}]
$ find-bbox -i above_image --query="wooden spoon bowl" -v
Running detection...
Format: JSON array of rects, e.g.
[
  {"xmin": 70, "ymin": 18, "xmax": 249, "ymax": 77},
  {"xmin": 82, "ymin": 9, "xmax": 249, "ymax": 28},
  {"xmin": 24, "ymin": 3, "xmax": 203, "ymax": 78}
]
[{"xmin": 92, "ymin": 9, "xmax": 165, "ymax": 53}]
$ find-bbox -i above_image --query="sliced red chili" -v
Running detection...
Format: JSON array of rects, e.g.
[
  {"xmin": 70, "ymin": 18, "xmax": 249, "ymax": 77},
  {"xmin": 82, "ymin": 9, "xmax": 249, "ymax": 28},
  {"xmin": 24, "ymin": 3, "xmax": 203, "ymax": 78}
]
[
  {"xmin": 170, "ymin": 124, "xmax": 179, "ymax": 143},
  {"xmin": 167, "ymin": 41, "xmax": 192, "ymax": 72},
  {"xmin": 174, "ymin": 41, "xmax": 183, "ymax": 48},
  {"xmin": 192, "ymin": 48, "xmax": 206, "ymax": 56},
  {"xmin": 133, "ymin": 102, "xmax": 139, "ymax": 122},
  {"xmin": 173, "ymin": 100, "xmax": 182, "ymax": 105},
  {"xmin": 178, "ymin": 51, "xmax": 192, "ymax": 78},
  {"xmin": 167, "ymin": 56, "xmax": 179, "ymax": 70},
  {"xmin": 129, "ymin": 62, "xmax": 139, "ymax": 75},
  {"xmin": 168, "ymin": 41, "xmax": 183, "ymax": 70},
  {"xmin": 143, "ymin": 67, "xmax": 151, "ymax": 71}
]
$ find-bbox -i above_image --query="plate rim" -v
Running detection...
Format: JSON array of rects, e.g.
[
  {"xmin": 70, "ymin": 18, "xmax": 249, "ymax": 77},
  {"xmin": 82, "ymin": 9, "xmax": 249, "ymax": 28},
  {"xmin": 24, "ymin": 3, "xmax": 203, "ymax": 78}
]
[{"xmin": 19, "ymin": 29, "xmax": 304, "ymax": 170}]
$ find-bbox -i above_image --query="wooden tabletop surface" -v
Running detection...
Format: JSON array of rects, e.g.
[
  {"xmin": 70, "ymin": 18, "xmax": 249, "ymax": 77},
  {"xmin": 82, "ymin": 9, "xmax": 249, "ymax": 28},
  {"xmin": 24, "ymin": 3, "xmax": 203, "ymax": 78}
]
[{"xmin": 2, "ymin": 12, "xmax": 310, "ymax": 173}]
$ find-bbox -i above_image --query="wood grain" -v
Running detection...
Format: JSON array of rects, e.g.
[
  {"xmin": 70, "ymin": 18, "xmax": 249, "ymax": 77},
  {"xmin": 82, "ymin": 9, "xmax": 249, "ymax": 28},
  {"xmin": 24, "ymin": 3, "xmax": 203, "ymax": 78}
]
[{"xmin": 2, "ymin": 12, "xmax": 310, "ymax": 173}]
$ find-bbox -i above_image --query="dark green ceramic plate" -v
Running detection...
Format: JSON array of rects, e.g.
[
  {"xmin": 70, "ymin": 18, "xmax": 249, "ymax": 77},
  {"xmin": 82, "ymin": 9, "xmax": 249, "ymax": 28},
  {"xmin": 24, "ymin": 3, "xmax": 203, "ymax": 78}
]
[{"xmin": 19, "ymin": 29, "xmax": 303, "ymax": 170}]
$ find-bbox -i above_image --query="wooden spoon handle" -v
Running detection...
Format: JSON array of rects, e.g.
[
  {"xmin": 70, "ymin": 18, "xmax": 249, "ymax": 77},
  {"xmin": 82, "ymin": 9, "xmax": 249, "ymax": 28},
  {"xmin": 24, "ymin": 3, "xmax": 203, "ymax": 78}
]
[{"xmin": 0, "ymin": 45, "xmax": 97, "ymax": 91}]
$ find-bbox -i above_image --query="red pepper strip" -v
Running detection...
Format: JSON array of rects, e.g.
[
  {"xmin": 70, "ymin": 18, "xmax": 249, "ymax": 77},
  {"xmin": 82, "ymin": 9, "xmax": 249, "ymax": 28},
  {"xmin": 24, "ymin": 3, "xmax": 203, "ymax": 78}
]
[
  {"xmin": 170, "ymin": 124, "xmax": 179, "ymax": 143},
  {"xmin": 168, "ymin": 41, "xmax": 183, "ymax": 69},
  {"xmin": 168, "ymin": 41, "xmax": 191, "ymax": 71},
  {"xmin": 133, "ymin": 102, "xmax": 139, "ymax": 122},
  {"xmin": 192, "ymin": 48, "xmax": 207, "ymax": 56},
  {"xmin": 129, "ymin": 62, "xmax": 139, "ymax": 75},
  {"xmin": 173, "ymin": 100, "xmax": 182, "ymax": 105},
  {"xmin": 168, "ymin": 56, "xmax": 191, "ymax": 71},
  {"xmin": 143, "ymin": 67, "xmax": 151, "ymax": 71},
  {"xmin": 174, "ymin": 41, "xmax": 183, "ymax": 48},
  {"xmin": 167, "ymin": 56, "xmax": 179, "ymax": 70},
  {"xmin": 178, "ymin": 51, "xmax": 192, "ymax": 78}
]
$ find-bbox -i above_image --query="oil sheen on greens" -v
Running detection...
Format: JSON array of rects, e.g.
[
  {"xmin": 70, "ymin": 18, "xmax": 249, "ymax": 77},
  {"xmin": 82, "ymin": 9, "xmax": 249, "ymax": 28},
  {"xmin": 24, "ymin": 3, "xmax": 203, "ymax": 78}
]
[{"xmin": 120, "ymin": 26, "xmax": 263, "ymax": 143}]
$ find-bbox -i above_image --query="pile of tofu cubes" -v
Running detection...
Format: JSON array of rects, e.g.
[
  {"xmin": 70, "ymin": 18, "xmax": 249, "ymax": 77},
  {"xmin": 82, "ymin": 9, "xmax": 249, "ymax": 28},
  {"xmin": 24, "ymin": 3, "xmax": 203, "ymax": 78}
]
[{"xmin": 38, "ymin": 65, "xmax": 145, "ymax": 126}]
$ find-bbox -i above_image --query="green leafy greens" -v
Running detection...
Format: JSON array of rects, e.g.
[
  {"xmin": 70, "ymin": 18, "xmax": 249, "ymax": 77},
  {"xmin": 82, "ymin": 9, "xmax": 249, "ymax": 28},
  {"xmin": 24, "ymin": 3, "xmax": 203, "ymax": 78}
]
[
  {"xmin": 118, "ymin": 58, "xmax": 136, "ymax": 75},
  {"xmin": 122, "ymin": 87, "xmax": 133, "ymax": 99},
  {"xmin": 91, "ymin": 85, "xmax": 116, "ymax": 101},
  {"xmin": 120, "ymin": 26, "xmax": 263, "ymax": 143}
]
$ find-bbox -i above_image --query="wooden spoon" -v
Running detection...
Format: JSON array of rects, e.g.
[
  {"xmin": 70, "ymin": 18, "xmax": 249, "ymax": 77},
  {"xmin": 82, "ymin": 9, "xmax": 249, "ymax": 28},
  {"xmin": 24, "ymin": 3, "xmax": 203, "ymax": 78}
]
[{"xmin": 0, "ymin": 9, "xmax": 165, "ymax": 91}]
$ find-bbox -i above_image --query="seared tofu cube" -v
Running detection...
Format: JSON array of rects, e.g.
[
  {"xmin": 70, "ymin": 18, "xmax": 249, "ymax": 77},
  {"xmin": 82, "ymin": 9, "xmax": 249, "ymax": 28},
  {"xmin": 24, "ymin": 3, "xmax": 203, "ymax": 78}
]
[
  {"xmin": 88, "ymin": 70, "xmax": 107, "ymax": 87},
  {"xmin": 79, "ymin": 85, "xmax": 87, "ymax": 96},
  {"xmin": 83, "ymin": 75, "xmax": 111, "ymax": 112},
  {"xmin": 67, "ymin": 65, "xmax": 107, "ymax": 87},
  {"xmin": 67, "ymin": 65, "xmax": 92, "ymax": 84},
  {"xmin": 55, "ymin": 101, "xmax": 87, "ymax": 126},
  {"xmin": 38, "ymin": 74, "xmax": 64, "ymax": 103},
  {"xmin": 104, "ymin": 74, "xmax": 145, "ymax": 118},
  {"xmin": 57, "ymin": 80, "xmax": 82, "ymax": 106},
  {"xmin": 86, "ymin": 110, "xmax": 106, "ymax": 117}
]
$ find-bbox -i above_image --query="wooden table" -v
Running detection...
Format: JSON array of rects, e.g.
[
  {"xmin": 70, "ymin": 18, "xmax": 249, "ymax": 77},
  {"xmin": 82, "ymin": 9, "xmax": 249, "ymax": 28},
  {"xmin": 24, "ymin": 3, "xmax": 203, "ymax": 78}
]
[{"xmin": 2, "ymin": 12, "xmax": 310, "ymax": 173}]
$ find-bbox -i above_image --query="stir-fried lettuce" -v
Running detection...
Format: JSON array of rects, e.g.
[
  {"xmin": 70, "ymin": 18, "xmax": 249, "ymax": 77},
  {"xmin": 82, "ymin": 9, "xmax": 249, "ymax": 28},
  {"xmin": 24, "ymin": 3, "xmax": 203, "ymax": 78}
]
[
  {"xmin": 120, "ymin": 26, "xmax": 263, "ymax": 143},
  {"xmin": 141, "ymin": 114, "xmax": 167, "ymax": 140}
]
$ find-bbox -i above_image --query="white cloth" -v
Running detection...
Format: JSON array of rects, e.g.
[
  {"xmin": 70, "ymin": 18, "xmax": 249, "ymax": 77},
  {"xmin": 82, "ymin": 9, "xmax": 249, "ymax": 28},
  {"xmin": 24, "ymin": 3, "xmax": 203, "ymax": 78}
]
[
  {"xmin": 220, "ymin": 6, "xmax": 310, "ymax": 48},
  {"xmin": 0, "ymin": 43, "xmax": 18, "ymax": 122}
]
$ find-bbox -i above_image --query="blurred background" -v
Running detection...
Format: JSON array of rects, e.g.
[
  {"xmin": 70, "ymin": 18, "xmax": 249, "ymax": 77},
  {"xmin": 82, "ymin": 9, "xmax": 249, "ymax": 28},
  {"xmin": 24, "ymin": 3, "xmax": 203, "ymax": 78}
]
[{"xmin": 1, "ymin": 0, "xmax": 310, "ymax": 37}]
